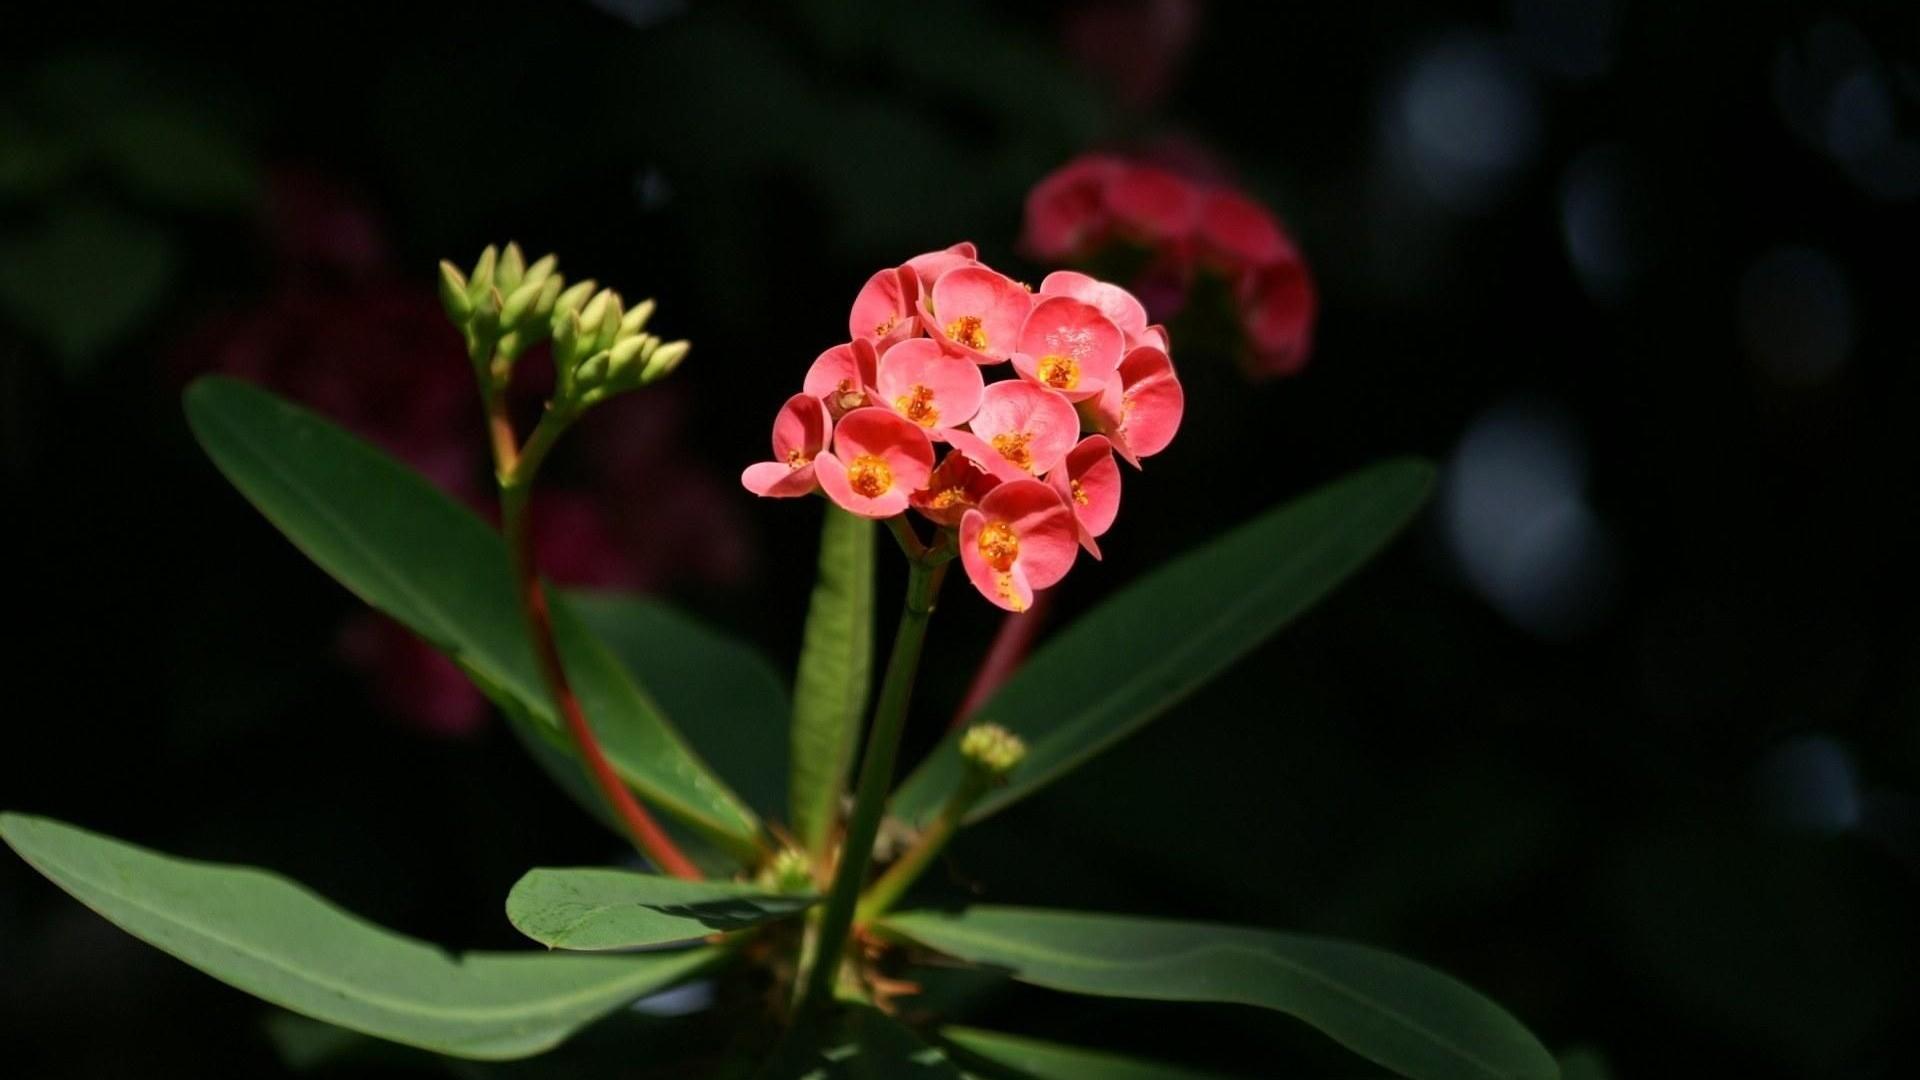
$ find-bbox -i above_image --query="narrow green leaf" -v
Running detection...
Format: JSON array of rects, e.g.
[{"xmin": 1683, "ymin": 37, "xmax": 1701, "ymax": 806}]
[
  {"xmin": 0, "ymin": 814, "xmax": 721, "ymax": 1061},
  {"xmin": 940, "ymin": 1026, "xmax": 1235, "ymax": 1080},
  {"xmin": 890, "ymin": 460, "xmax": 1434, "ymax": 827},
  {"xmin": 182, "ymin": 377, "xmax": 762, "ymax": 861},
  {"xmin": 507, "ymin": 867, "xmax": 815, "ymax": 950},
  {"xmin": 788, "ymin": 506, "xmax": 875, "ymax": 853},
  {"xmin": 571, "ymin": 591, "xmax": 790, "ymax": 821},
  {"xmin": 881, "ymin": 907, "xmax": 1556, "ymax": 1080}
]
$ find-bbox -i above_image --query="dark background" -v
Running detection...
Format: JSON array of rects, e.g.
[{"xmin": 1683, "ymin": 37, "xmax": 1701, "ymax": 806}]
[{"xmin": 4, "ymin": 1, "xmax": 1918, "ymax": 1076}]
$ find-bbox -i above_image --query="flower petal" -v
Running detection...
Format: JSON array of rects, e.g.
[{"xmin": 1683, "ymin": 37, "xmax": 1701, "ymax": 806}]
[
  {"xmin": 770, "ymin": 392, "xmax": 832, "ymax": 459},
  {"xmin": 815, "ymin": 451, "xmax": 910, "ymax": 519},
  {"xmin": 875, "ymin": 338, "xmax": 986, "ymax": 434},
  {"xmin": 1037, "ymin": 270, "xmax": 1149, "ymax": 342},
  {"xmin": 979, "ymin": 479, "xmax": 1078, "ymax": 589},
  {"xmin": 966, "ymin": 380, "xmax": 1080, "ymax": 476},
  {"xmin": 960, "ymin": 508, "xmax": 1037, "ymax": 613},
  {"xmin": 832, "ymin": 406, "xmax": 934, "ymax": 491},
  {"xmin": 742, "ymin": 459, "xmax": 817, "ymax": 498},
  {"xmin": 1014, "ymin": 296, "xmax": 1123, "ymax": 401},
  {"xmin": 924, "ymin": 266, "xmax": 1033, "ymax": 364}
]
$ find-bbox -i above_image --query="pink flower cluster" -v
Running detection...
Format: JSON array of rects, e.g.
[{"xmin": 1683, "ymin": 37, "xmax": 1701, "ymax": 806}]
[
  {"xmin": 1022, "ymin": 154, "xmax": 1317, "ymax": 378},
  {"xmin": 742, "ymin": 243, "xmax": 1182, "ymax": 612}
]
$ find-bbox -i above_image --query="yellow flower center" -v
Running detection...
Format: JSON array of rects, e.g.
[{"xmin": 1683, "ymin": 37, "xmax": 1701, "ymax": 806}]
[
  {"xmin": 929, "ymin": 484, "xmax": 974, "ymax": 511},
  {"xmin": 874, "ymin": 315, "xmax": 897, "ymax": 337},
  {"xmin": 991, "ymin": 431, "xmax": 1035, "ymax": 472},
  {"xmin": 847, "ymin": 454, "xmax": 893, "ymax": 498},
  {"xmin": 1070, "ymin": 478, "xmax": 1089, "ymax": 505},
  {"xmin": 978, "ymin": 521, "xmax": 1020, "ymax": 571},
  {"xmin": 895, "ymin": 385, "xmax": 939, "ymax": 427},
  {"xmin": 945, "ymin": 314, "xmax": 988, "ymax": 351},
  {"xmin": 835, "ymin": 378, "xmax": 866, "ymax": 412},
  {"xmin": 786, "ymin": 448, "xmax": 810, "ymax": 470},
  {"xmin": 1036, "ymin": 354, "xmax": 1080, "ymax": 390}
]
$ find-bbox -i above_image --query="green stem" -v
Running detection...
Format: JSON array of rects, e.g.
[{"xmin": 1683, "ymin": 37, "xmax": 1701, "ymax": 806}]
[
  {"xmin": 854, "ymin": 772, "xmax": 986, "ymax": 925},
  {"xmin": 799, "ymin": 555, "xmax": 947, "ymax": 1009}
]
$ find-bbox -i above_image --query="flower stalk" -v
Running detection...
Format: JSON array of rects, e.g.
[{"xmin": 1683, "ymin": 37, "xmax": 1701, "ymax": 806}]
[
  {"xmin": 856, "ymin": 722, "xmax": 1024, "ymax": 924},
  {"xmin": 494, "ymin": 406, "xmax": 704, "ymax": 882},
  {"xmin": 800, "ymin": 551, "xmax": 948, "ymax": 1009}
]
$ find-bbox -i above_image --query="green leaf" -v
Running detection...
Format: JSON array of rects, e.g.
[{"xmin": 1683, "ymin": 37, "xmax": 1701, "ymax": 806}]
[
  {"xmin": 788, "ymin": 506, "xmax": 876, "ymax": 853},
  {"xmin": 0, "ymin": 201, "xmax": 177, "ymax": 373},
  {"xmin": 940, "ymin": 1026, "xmax": 1235, "ymax": 1080},
  {"xmin": 571, "ymin": 591, "xmax": 790, "ymax": 821},
  {"xmin": 890, "ymin": 459, "xmax": 1434, "ymax": 827},
  {"xmin": 0, "ymin": 814, "xmax": 721, "ymax": 1061},
  {"xmin": 880, "ymin": 907, "xmax": 1556, "ymax": 1080},
  {"xmin": 507, "ymin": 867, "xmax": 815, "ymax": 950},
  {"xmin": 182, "ymin": 377, "xmax": 763, "ymax": 862}
]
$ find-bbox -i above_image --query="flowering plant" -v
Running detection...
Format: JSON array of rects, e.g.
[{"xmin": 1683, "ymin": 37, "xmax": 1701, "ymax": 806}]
[{"xmin": 2, "ymin": 242, "xmax": 1554, "ymax": 1078}]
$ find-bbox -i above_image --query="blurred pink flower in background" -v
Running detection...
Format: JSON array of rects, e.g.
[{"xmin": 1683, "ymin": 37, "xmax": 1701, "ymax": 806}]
[
  {"xmin": 1022, "ymin": 151, "xmax": 1318, "ymax": 379},
  {"xmin": 174, "ymin": 168, "xmax": 750, "ymax": 736}
]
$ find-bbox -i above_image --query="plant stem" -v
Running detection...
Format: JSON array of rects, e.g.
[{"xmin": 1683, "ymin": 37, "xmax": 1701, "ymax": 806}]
[
  {"xmin": 492, "ymin": 401, "xmax": 703, "ymax": 881},
  {"xmin": 853, "ymin": 772, "xmax": 986, "ymax": 925},
  {"xmin": 800, "ymin": 555, "xmax": 947, "ymax": 1008}
]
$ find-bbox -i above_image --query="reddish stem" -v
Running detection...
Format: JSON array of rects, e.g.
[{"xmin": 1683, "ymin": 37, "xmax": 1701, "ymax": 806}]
[
  {"xmin": 491, "ymin": 394, "xmax": 702, "ymax": 880},
  {"xmin": 952, "ymin": 588, "xmax": 1053, "ymax": 728}
]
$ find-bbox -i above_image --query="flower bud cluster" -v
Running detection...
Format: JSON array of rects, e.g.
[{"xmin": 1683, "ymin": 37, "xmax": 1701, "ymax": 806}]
[
  {"xmin": 741, "ymin": 243, "xmax": 1183, "ymax": 612},
  {"xmin": 959, "ymin": 722, "xmax": 1027, "ymax": 780},
  {"xmin": 439, "ymin": 243, "xmax": 690, "ymax": 411}
]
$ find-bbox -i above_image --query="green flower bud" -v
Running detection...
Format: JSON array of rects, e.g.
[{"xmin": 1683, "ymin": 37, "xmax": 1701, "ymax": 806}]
[
  {"xmin": 640, "ymin": 339, "xmax": 690, "ymax": 384},
  {"xmin": 756, "ymin": 848, "xmax": 815, "ymax": 895},
  {"xmin": 593, "ymin": 292, "xmax": 625, "ymax": 354},
  {"xmin": 575, "ymin": 350, "xmax": 611, "ymax": 391},
  {"xmin": 552, "ymin": 279, "xmax": 597, "ymax": 322},
  {"xmin": 470, "ymin": 285, "xmax": 503, "ymax": 340},
  {"xmin": 523, "ymin": 253, "xmax": 558, "ymax": 291},
  {"xmin": 466, "ymin": 245, "xmax": 499, "ymax": 303},
  {"xmin": 619, "ymin": 298, "xmax": 655, "ymax": 338},
  {"xmin": 500, "ymin": 278, "xmax": 545, "ymax": 329},
  {"xmin": 531, "ymin": 273, "xmax": 564, "ymax": 324},
  {"xmin": 959, "ymin": 723, "xmax": 1026, "ymax": 779},
  {"xmin": 437, "ymin": 260, "xmax": 471, "ymax": 323},
  {"xmin": 496, "ymin": 241, "xmax": 526, "ymax": 292},
  {"xmin": 607, "ymin": 333, "xmax": 648, "ymax": 375},
  {"xmin": 577, "ymin": 289, "xmax": 614, "ymax": 343}
]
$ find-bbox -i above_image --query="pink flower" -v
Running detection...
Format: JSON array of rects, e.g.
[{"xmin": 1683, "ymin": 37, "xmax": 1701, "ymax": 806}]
[
  {"xmin": 1019, "ymin": 152, "xmax": 1317, "ymax": 379},
  {"xmin": 1047, "ymin": 434, "xmax": 1121, "ymax": 558},
  {"xmin": 849, "ymin": 265, "xmax": 920, "ymax": 349},
  {"xmin": 804, "ymin": 338, "xmax": 881, "ymax": 417},
  {"xmin": 1084, "ymin": 344, "xmax": 1184, "ymax": 466},
  {"xmin": 1238, "ymin": 257, "xmax": 1317, "ymax": 379},
  {"xmin": 1197, "ymin": 189, "xmax": 1293, "ymax": 272},
  {"xmin": 1012, "ymin": 295, "xmax": 1124, "ymax": 402},
  {"xmin": 944, "ymin": 380, "xmax": 1080, "ymax": 482},
  {"xmin": 1038, "ymin": 270, "xmax": 1150, "ymax": 345},
  {"xmin": 904, "ymin": 241, "xmax": 981, "ymax": 287},
  {"xmin": 814, "ymin": 407, "xmax": 936, "ymax": 519},
  {"xmin": 1105, "ymin": 164, "xmax": 1199, "ymax": 245},
  {"xmin": 1022, "ymin": 155, "xmax": 1122, "ymax": 263},
  {"xmin": 875, "ymin": 337, "xmax": 985, "ymax": 437},
  {"xmin": 959, "ymin": 479, "xmax": 1078, "ymax": 613},
  {"xmin": 921, "ymin": 265, "xmax": 1033, "ymax": 364},
  {"xmin": 741, "ymin": 392, "xmax": 833, "ymax": 498},
  {"xmin": 910, "ymin": 450, "xmax": 1000, "ymax": 527}
]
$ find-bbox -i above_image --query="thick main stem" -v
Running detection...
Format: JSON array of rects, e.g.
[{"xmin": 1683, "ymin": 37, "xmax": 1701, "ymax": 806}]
[
  {"xmin": 494, "ymin": 404, "xmax": 702, "ymax": 881},
  {"xmin": 800, "ymin": 556, "xmax": 946, "ymax": 1008}
]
